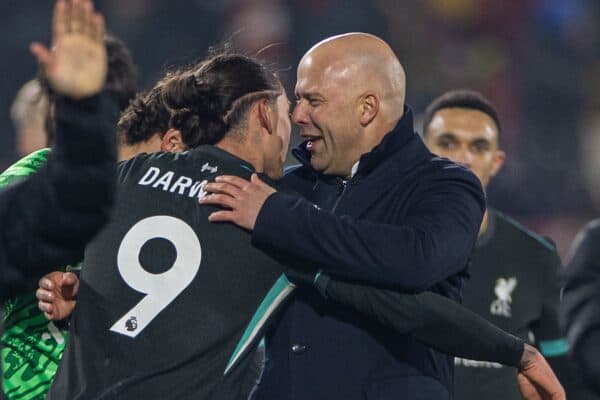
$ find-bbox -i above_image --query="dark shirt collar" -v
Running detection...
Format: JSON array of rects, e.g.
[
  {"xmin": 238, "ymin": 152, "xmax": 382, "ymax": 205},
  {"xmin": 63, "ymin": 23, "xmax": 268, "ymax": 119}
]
[
  {"xmin": 292, "ymin": 105, "xmax": 418, "ymax": 178},
  {"xmin": 192, "ymin": 145, "xmax": 256, "ymax": 173}
]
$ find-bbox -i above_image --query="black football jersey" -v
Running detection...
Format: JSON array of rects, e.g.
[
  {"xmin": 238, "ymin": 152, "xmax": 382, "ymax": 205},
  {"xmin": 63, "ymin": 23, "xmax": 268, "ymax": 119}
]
[
  {"xmin": 454, "ymin": 208, "xmax": 564, "ymax": 400},
  {"xmin": 48, "ymin": 146, "xmax": 293, "ymax": 400}
]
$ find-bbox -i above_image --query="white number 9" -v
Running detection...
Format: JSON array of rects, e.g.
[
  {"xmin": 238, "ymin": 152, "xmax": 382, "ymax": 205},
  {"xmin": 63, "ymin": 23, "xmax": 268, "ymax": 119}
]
[{"xmin": 110, "ymin": 216, "xmax": 202, "ymax": 338}]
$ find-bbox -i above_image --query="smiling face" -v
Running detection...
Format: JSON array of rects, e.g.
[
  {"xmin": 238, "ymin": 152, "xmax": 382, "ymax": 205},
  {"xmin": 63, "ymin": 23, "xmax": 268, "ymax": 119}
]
[
  {"xmin": 424, "ymin": 107, "xmax": 505, "ymax": 190},
  {"xmin": 291, "ymin": 54, "xmax": 363, "ymax": 177}
]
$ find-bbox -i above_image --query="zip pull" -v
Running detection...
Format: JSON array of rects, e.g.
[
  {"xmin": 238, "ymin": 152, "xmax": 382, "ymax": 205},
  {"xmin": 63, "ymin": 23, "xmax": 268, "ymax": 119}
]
[{"xmin": 337, "ymin": 179, "xmax": 347, "ymax": 195}]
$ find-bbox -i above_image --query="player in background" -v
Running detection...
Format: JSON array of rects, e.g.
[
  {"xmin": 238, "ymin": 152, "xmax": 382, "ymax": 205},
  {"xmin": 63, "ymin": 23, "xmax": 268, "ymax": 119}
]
[
  {"xmin": 562, "ymin": 220, "xmax": 600, "ymax": 397},
  {"xmin": 1, "ymin": 18, "xmax": 136, "ymax": 400},
  {"xmin": 421, "ymin": 89, "xmax": 587, "ymax": 399},
  {"xmin": 10, "ymin": 80, "xmax": 49, "ymax": 157},
  {"xmin": 46, "ymin": 51, "xmax": 296, "ymax": 400},
  {"xmin": 0, "ymin": 0, "xmax": 124, "ymax": 396}
]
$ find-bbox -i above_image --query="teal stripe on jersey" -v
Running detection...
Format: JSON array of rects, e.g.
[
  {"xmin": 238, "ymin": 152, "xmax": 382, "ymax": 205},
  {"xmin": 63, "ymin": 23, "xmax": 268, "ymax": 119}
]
[
  {"xmin": 224, "ymin": 275, "xmax": 295, "ymax": 375},
  {"xmin": 500, "ymin": 212, "xmax": 556, "ymax": 251},
  {"xmin": 539, "ymin": 338, "xmax": 569, "ymax": 357}
]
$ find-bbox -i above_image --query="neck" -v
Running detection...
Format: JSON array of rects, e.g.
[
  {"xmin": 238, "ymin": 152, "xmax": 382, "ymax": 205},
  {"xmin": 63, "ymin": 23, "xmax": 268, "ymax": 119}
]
[
  {"xmin": 216, "ymin": 136, "xmax": 263, "ymax": 173},
  {"xmin": 479, "ymin": 209, "xmax": 490, "ymax": 238},
  {"xmin": 118, "ymin": 143, "xmax": 143, "ymax": 162}
]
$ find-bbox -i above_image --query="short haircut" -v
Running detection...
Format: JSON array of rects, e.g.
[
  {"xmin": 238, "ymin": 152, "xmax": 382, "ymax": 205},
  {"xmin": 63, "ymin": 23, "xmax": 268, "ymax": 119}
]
[
  {"xmin": 422, "ymin": 89, "xmax": 501, "ymax": 138},
  {"xmin": 117, "ymin": 83, "xmax": 171, "ymax": 146}
]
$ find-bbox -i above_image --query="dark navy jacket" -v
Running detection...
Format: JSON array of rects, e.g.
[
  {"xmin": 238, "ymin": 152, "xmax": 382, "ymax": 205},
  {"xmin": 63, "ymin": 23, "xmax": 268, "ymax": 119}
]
[{"xmin": 251, "ymin": 107, "xmax": 485, "ymax": 399}]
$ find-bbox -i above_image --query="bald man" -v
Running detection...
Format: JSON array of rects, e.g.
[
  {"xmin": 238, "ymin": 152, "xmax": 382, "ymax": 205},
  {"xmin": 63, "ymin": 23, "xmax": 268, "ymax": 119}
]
[{"xmin": 199, "ymin": 33, "xmax": 483, "ymax": 399}]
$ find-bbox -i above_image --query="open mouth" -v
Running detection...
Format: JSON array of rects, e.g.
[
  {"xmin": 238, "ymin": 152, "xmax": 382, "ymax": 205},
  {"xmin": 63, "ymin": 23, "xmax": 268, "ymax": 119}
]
[{"xmin": 304, "ymin": 136, "xmax": 323, "ymax": 151}]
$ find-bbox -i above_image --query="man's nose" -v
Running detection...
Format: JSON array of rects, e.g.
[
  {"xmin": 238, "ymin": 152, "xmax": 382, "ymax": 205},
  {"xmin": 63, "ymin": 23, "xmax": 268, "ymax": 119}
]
[
  {"xmin": 291, "ymin": 102, "xmax": 308, "ymax": 125},
  {"xmin": 453, "ymin": 148, "xmax": 473, "ymax": 168}
]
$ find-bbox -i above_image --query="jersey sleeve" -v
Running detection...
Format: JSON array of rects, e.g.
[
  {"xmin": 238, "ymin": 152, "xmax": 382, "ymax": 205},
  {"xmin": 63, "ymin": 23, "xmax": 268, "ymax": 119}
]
[
  {"xmin": 286, "ymin": 269, "xmax": 525, "ymax": 366},
  {"xmin": 0, "ymin": 92, "xmax": 118, "ymax": 300}
]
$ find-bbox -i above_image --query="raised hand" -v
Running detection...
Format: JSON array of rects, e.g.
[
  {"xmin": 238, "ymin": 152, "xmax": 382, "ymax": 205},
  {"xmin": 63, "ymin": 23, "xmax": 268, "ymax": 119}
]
[
  {"xmin": 37, "ymin": 271, "xmax": 80, "ymax": 321},
  {"xmin": 30, "ymin": 0, "xmax": 107, "ymax": 99}
]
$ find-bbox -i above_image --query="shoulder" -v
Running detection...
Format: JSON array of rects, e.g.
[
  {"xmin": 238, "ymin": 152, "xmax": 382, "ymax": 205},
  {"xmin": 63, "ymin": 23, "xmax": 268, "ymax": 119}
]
[
  {"xmin": 427, "ymin": 155, "xmax": 480, "ymax": 184},
  {"xmin": 407, "ymin": 155, "xmax": 484, "ymax": 205},
  {"xmin": 492, "ymin": 210, "xmax": 560, "ymax": 267},
  {"xmin": 0, "ymin": 148, "xmax": 52, "ymax": 187},
  {"xmin": 568, "ymin": 219, "xmax": 600, "ymax": 267}
]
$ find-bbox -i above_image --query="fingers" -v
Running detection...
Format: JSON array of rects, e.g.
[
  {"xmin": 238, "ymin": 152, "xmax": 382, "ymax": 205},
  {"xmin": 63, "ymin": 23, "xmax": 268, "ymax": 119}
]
[
  {"xmin": 30, "ymin": 42, "xmax": 52, "ymax": 70},
  {"xmin": 70, "ymin": 0, "xmax": 84, "ymax": 34},
  {"xmin": 250, "ymin": 173, "xmax": 265, "ymax": 185},
  {"xmin": 52, "ymin": 0, "xmax": 68, "ymax": 45},
  {"xmin": 38, "ymin": 275, "xmax": 55, "ymax": 291},
  {"xmin": 80, "ymin": 0, "xmax": 93, "ymax": 37},
  {"xmin": 36, "ymin": 287, "xmax": 54, "ymax": 302},
  {"xmin": 91, "ymin": 13, "xmax": 105, "ymax": 44},
  {"xmin": 62, "ymin": 272, "xmax": 81, "ymax": 298},
  {"xmin": 62, "ymin": 272, "xmax": 79, "ymax": 286},
  {"xmin": 214, "ymin": 175, "xmax": 251, "ymax": 189},
  {"xmin": 53, "ymin": 0, "xmax": 101, "ymax": 41},
  {"xmin": 200, "ymin": 194, "xmax": 236, "ymax": 209},
  {"xmin": 207, "ymin": 210, "xmax": 237, "ymax": 223},
  {"xmin": 203, "ymin": 182, "xmax": 243, "ymax": 198},
  {"xmin": 38, "ymin": 300, "xmax": 54, "ymax": 316}
]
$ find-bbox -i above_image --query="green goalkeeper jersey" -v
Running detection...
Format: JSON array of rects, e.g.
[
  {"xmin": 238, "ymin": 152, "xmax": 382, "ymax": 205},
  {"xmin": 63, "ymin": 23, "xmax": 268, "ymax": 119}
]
[{"xmin": 1, "ymin": 149, "xmax": 68, "ymax": 400}]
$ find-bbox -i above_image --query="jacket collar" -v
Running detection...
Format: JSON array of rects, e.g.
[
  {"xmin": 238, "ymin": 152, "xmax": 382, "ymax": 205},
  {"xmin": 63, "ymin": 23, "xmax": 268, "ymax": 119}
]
[{"xmin": 292, "ymin": 105, "xmax": 420, "ymax": 179}]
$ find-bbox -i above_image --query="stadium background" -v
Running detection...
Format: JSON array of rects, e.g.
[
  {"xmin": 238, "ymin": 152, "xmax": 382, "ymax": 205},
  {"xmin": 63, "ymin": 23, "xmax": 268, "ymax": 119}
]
[{"xmin": 1, "ymin": 0, "xmax": 599, "ymax": 259}]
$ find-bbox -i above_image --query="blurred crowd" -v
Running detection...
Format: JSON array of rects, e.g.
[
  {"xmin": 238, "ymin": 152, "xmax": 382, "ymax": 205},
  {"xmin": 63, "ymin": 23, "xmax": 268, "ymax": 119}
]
[{"xmin": 1, "ymin": 0, "xmax": 599, "ymax": 258}]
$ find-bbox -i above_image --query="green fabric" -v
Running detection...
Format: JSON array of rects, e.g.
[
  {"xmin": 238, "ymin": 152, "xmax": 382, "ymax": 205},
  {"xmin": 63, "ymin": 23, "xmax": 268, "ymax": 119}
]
[{"xmin": 1, "ymin": 149, "xmax": 69, "ymax": 400}]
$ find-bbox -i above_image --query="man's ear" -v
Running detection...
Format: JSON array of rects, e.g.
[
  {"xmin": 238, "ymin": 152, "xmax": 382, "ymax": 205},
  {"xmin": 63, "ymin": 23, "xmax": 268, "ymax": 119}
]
[
  {"xmin": 359, "ymin": 93, "xmax": 379, "ymax": 126},
  {"xmin": 160, "ymin": 129, "xmax": 186, "ymax": 152},
  {"xmin": 491, "ymin": 149, "xmax": 506, "ymax": 177},
  {"xmin": 257, "ymin": 98, "xmax": 275, "ymax": 135}
]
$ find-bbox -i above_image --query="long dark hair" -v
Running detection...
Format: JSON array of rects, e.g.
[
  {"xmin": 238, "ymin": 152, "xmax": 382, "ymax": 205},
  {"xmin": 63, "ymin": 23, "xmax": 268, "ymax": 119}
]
[{"xmin": 162, "ymin": 52, "xmax": 282, "ymax": 148}]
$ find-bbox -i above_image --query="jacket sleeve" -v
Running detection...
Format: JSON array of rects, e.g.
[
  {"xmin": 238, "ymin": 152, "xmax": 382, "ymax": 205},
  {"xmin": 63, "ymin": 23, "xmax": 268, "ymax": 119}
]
[
  {"xmin": 0, "ymin": 92, "xmax": 118, "ymax": 300},
  {"xmin": 561, "ymin": 220, "xmax": 600, "ymax": 396},
  {"xmin": 253, "ymin": 169, "xmax": 484, "ymax": 291},
  {"xmin": 285, "ymin": 269, "xmax": 524, "ymax": 366}
]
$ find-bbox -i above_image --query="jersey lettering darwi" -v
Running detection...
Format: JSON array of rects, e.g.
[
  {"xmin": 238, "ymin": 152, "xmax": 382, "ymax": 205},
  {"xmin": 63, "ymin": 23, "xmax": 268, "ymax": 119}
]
[{"xmin": 48, "ymin": 146, "xmax": 293, "ymax": 400}]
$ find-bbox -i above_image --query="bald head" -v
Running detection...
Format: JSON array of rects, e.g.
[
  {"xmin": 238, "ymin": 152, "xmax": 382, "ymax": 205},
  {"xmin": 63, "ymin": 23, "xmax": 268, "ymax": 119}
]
[
  {"xmin": 300, "ymin": 33, "xmax": 405, "ymax": 122},
  {"xmin": 292, "ymin": 33, "xmax": 407, "ymax": 177}
]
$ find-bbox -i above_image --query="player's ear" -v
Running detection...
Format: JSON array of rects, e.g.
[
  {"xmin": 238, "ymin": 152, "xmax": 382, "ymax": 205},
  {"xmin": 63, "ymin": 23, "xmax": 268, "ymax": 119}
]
[
  {"xmin": 491, "ymin": 149, "xmax": 505, "ymax": 177},
  {"xmin": 257, "ymin": 98, "xmax": 274, "ymax": 135},
  {"xmin": 161, "ymin": 129, "xmax": 186, "ymax": 152}
]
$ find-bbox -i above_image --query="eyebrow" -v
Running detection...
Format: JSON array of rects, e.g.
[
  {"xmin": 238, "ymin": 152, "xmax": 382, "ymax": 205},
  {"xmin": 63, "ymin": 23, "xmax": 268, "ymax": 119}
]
[
  {"xmin": 437, "ymin": 133, "xmax": 458, "ymax": 140},
  {"xmin": 471, "ymin": 138, "xmax": 491, "ymax": 147},
  {"xmin": 295, "ymin": 91, "xmax": 323, "ymax": 100}
]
